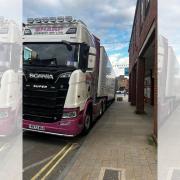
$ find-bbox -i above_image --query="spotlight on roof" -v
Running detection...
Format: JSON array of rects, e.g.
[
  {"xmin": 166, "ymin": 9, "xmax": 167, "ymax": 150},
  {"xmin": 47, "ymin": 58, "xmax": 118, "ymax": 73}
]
[
  {"xmin": 34, "ymin": 18, "xmax": 41, "ymax": 23},
  {"xmin": 57, "ymin": 16, "xmax": 64, "ymax": 23},
  {"xmin": 27, "ymin": 18, "xmax": 34, "ymax": 24},
  {"xmin": 49, "ymin": 17, "xmax": 56, "ymax": 23},
  {"xmin": 64, "ymin": 16, "xmax": 73, "ymax": 22},
  {"xmin": 42, "ymin": 17, "xmax": 49, "ymax": 23}
]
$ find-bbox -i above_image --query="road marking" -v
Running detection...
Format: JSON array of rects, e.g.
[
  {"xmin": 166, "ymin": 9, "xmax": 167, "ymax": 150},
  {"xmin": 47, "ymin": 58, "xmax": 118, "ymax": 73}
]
[
  {"xmin": 23, "ymin": 155, "xmax": 54, "ymax": 172},
  {"xmin": 31, "ymin": 143, "xmax": 71, "ymax": 180},
  {"xmin": 31, "ymin": 143, "xmax": 77, "ymax": 180},
  {"xmin": 41, "ymin": 143, "xmax": 76, "ymax": 179}
]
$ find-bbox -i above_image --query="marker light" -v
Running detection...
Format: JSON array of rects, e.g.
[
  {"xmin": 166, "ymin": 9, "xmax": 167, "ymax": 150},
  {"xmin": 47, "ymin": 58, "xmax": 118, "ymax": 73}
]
[
  {"xmin": 65, "ymin": 16, "xmax": 73, "ymax": 22},
  {"xmin": 34, "ymin": 18, "xmax": 41, "ymax": 23},
  {"xmin": 57, "ymin": 16, "xmax": 64, "ymax": 22},
  {"xmin": 24, "ymin": 28, "xmax": 32, "ymax": 35},
  {"xmin": 66, "ymin": 27, "xmax": 77, "ymax": 34},
  {"xmin": 49, "ymin": 17, "xmax": 56, "ymax": 23},
  {"xmin": 42, "ymin": 17, "xmax": 49, "ymax": 23},
  {"xmin": 27, "ymin": 18, "xmax": 34, "ymax": 24},
  {"xmin": 59, "ymin": 72, "xmax": 72, "ymax": 78}
]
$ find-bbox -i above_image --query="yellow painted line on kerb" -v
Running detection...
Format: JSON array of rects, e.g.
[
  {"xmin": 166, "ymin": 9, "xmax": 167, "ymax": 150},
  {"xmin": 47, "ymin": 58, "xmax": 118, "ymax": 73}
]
[
  {"xmin": 41, "ymin": 144, "xmax": 76, "ymax": 179},
  {"xmin": 31, "ymin": 143, "xmax": 75, "ymax": 180}
]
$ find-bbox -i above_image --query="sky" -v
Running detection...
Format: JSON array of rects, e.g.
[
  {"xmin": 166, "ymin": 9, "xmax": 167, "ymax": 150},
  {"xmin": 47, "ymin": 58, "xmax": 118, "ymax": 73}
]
[
  {"xmin": 0, "ymin": 0, "xmax": 22, "ymax": 23},
  {"xmin": 23, "ymin": 0, "xmax": 137, "ymax": 76}
]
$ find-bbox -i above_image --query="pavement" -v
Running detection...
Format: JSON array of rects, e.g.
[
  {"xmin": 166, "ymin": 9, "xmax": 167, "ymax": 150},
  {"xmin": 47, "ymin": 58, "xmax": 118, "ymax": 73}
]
[{"xmin": 59, "ymin": 96, "xmax": 157, "ymax": 180}]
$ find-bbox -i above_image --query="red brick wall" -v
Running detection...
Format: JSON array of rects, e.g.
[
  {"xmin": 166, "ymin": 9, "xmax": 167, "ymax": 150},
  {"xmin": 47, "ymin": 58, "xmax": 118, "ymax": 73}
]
[
  {"xmin": 129, "ymin": 0, "xmax": 157, "ymax": 72},
  {"xmin": 129, "ymin": 0, "xmax": 157, "ymax": 138}
]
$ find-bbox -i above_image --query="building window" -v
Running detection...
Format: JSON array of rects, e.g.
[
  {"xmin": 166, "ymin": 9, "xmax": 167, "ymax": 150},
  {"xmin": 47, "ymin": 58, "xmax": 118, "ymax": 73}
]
[
  {"xmin": 145, "ymin": 0, "xmax": 150, "ymax": 16},
  {"xmin": 134, "ymin": 23, "xmax": 136, "ymax": 47},
  {"xmin": 141, "ymin": 0, "xmax": 144, "ymax": 24},
  {"xmin": 146, "ymin": 0, "xmax": 150, "ymax": 8}
]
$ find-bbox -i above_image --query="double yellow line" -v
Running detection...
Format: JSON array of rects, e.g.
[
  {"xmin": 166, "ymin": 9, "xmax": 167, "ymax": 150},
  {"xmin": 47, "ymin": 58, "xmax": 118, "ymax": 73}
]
[{"xmin": 31, "ymin": 143, "xmax": 77, "ymax": 180}]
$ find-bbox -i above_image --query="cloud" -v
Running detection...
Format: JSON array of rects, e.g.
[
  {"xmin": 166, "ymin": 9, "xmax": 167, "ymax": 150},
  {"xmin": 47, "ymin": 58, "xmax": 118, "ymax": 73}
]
[
  {"xmin": 0, "ymin": 0, "xmax": 22, "ymax": 22},
  {"xmin": 109, "ymin": 54, "xmax": 129, "ymax": 65},
  {"xmin": 38, "ymin": 0, "xmax": 60, "ymax": 7},
  {"xmin": 108, "ymin": 53, "xmax": 129, "ymax": 76},
  {"xmin": 23, "ymin": 0, "xmax": 136, "ymax": 72},
  {"xmin": 103, "ymin": 43, "xmax": 128, "ymax": 52},
  {"xmin": 23, "ymin": 0, "xmax": 136, "ymax": 38}
]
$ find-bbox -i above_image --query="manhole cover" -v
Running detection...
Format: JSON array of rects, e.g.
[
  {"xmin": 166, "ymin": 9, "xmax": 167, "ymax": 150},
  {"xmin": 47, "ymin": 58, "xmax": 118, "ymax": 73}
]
[{"xmin": 98, "ymin": 167, "xmax": 126, "ymax": 180}]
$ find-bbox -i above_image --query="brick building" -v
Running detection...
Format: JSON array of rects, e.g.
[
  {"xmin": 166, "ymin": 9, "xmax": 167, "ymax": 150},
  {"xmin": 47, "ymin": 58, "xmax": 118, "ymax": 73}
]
[
  {"xmin": 117, "ymin": 75, "xmax": 129, "ymax": 91},
  {"xmin": 128, "ymin": 0, "xmax": 157, "ymax": 138}
]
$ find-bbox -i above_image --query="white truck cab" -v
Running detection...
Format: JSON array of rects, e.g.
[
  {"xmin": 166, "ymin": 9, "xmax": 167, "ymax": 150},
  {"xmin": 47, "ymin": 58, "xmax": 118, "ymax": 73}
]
[{"xmin": 23, "ymin": 16, "xmax": 115, "ymax": 136}]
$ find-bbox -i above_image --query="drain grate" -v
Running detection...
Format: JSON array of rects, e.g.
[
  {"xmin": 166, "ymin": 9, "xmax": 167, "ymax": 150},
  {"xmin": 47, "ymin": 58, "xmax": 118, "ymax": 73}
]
[
  {"xmin": 103, "ymin": 169, "xmax": 119, "ymax": 180},
  {"xmin": 98, "ymin": 167, "xmax": 126, "ymax": 180}
]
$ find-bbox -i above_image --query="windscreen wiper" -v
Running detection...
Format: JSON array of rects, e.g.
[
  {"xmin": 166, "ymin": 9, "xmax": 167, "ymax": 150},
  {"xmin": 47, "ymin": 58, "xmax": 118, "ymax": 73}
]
[
  {"xmin": 39, "ymin": 58, "xmax": 57, "ymax": 66},
  {"xmin": 27, "ymin": 58, "xmax": 57, "ymax": 66}
]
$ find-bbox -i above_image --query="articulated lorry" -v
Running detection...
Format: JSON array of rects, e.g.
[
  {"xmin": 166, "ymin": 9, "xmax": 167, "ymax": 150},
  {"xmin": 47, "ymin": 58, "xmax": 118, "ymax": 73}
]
[
  {"xmin": 23, "ymin": 16, "xmax": 116, "ymax": 136},
  {"xmin": 0, "ymin": 17, "xmax": 21, "ymax": 136}
]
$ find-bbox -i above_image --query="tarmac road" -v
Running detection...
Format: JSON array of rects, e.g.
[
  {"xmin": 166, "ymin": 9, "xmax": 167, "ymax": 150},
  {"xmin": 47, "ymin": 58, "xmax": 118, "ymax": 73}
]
[{"xmin": 23, "ymin": 131, "xmax": 85, "ymax": 180}]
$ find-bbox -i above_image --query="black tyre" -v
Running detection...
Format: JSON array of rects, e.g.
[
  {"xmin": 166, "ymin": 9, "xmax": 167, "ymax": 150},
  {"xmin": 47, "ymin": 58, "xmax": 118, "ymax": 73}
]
[
  {"xmin": 99, "ymin": 103, "xmax": 103, "ymax": 117},
  {"xmin": 103, "ymin": 100, "xmax": 106, "ymax": 113},
  {"xmin": 82, "ymin": 110, "xmax": 92, "ymax": 135}
]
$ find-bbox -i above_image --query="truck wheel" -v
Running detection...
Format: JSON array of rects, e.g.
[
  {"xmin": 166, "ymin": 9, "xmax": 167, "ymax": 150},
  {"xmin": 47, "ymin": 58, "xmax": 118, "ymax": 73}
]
[
  {"xmin": 99, "ymin": 103, "xmax": 103, "ymax": 117},
  {"xmin": 103, "ymin": 100, "xmax": 107, "ymax": 112},
  {"xmin": 103, "ymin": 101, "xmax": 106, "ymax": 113},
  {"xmin": 82, "ymin": 110, "xmax": 92, "ymax": 135}
]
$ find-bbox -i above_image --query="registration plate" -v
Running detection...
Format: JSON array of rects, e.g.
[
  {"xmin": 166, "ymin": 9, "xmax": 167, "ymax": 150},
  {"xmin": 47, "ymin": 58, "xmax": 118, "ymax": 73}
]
[{"xmin": 29, "ymin": 124, "xmax": 45, "ymax": 131}]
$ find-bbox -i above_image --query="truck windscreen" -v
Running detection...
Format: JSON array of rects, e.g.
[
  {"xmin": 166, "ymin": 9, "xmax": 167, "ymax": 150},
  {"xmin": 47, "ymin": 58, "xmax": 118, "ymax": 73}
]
[{"xmin": 23, "ymin": 43, "xmax": 79, "ymax": 68}]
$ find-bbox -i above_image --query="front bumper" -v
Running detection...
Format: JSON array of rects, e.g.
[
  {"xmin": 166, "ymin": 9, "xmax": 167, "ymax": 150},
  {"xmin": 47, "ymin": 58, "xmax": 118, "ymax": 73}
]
[{"xmin": 23, "ymin": 114, "xmax": 84, "ymax": 137}]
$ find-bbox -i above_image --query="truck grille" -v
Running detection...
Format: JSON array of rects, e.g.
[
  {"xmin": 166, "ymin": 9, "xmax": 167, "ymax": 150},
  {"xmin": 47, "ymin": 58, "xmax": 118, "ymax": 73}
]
[{"xmin": 23, "ymin": 69, "xmax": 70, "ymax": 123}]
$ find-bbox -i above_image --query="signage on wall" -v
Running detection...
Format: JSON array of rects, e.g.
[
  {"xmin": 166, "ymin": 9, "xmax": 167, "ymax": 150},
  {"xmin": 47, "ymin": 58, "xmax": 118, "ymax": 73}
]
[{"xmin": 124, "ymin": 67, "xmax": 129, "ymax": 76}]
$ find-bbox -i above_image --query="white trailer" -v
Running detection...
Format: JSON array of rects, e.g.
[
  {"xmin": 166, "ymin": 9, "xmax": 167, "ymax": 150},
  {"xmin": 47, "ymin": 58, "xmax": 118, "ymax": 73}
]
[{"xmin": 98, "ymin": 46, "xmax": 116, "ymax": 102}]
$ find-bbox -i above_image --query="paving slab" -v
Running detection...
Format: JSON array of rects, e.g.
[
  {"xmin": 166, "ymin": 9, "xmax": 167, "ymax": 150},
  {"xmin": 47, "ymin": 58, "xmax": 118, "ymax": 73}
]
[{"xmin": 60, "ymin": 97, "xmax": 157, "ymax": 180}]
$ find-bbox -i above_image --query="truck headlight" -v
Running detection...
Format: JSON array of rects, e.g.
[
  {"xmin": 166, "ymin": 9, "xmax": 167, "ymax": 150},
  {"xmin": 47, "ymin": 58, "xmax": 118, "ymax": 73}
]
[{"xmin": 62, "ymin": 108, "xmax": 79, "ymax": 119}]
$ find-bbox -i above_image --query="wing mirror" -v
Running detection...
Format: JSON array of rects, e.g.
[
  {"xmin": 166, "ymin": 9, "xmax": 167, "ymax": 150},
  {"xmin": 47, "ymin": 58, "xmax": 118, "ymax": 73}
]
[
  {"xmin": 88, "ymin": 47, "xmax": 96, "ymax": 69},
  {"xmin": 79, "ymin": 43, "xmax": 90, "ymax": 72}
]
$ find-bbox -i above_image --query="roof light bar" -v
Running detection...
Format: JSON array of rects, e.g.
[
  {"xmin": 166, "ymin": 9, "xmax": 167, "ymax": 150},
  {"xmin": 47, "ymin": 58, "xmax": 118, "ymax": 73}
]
[{"xmin": 26, "ymin": 16, "xmax": 75, "ymax": 24}]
